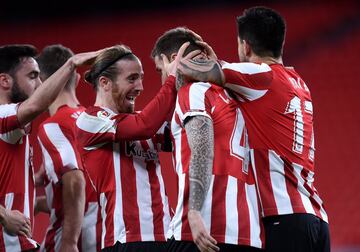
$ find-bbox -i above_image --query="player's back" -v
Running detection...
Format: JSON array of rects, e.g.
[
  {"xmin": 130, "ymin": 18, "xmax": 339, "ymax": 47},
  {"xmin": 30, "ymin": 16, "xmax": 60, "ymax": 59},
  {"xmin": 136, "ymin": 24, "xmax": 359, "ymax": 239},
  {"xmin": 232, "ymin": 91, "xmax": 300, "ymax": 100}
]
[
  {"xmin": 38, "ymin": 105, "xmax": 100, "ymax": 252},
  {"xmin": 170, "ymin": 82, "xmax": 264, "ymax": 248},
  {"xmin": 223, "ymin": 63, "xmax": 327, "ymax": 221}
]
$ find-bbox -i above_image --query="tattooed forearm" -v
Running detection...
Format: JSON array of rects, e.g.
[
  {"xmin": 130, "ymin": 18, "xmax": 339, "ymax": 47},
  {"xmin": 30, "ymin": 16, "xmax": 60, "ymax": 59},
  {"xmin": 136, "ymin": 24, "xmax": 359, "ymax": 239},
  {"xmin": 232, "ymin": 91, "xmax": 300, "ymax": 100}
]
[
  {"xmin": 179, "ymin": 59, "xmax": 225, "ymax": 85},
  {"xmin": 185, "ymin": 115, "xmax": 214, "ymax": 211},
  {"xmin": 176, "ymin": 71, "xmax": 185, "ymax": 90}
]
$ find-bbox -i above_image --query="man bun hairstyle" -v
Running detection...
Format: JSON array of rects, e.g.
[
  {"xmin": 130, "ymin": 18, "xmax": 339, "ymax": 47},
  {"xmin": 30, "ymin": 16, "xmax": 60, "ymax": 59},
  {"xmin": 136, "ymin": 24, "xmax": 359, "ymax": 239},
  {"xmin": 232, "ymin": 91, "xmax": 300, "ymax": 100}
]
[
  {"xmin": 237, "ymin": 6, "xmax": 286, "ymax": 58},
  {"xmin": 84, "ymin": 45, "xmax": 136, "ymax": 90}
]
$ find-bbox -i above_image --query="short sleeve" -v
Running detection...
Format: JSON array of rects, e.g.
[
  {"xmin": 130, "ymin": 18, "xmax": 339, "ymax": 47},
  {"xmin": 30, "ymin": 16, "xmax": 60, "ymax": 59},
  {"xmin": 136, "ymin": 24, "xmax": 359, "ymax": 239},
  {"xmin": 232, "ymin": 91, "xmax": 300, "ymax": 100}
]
[
  {"xmin": 38, "ymin": 123, "xmax": 81, "ymax": 183},
  {"xmin": 0, "ymin": 103, "xmax": 24, "ymax": 144},
  {"xmin": 222, "ymin": 62, "xmax": 273, "ymax": 102},
  {"xmin": 175, "ymin": 82, "xmax": 214, "ymax": 126},
  {"xmin": 76, "ymin": 108, "xmax": 117, "ymax": 149}
]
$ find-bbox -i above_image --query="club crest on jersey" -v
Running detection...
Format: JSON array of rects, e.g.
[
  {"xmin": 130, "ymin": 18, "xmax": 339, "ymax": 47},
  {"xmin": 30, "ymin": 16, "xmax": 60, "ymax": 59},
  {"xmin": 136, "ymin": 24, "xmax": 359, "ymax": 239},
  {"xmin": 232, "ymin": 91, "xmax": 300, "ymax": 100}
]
[
  {"xmin": 125, "ymin": 141, "xmax": 158, "ymax": 161},
  {"xmin": 97, "ymin": 110, "xmax": 110, "ymax": 119}
]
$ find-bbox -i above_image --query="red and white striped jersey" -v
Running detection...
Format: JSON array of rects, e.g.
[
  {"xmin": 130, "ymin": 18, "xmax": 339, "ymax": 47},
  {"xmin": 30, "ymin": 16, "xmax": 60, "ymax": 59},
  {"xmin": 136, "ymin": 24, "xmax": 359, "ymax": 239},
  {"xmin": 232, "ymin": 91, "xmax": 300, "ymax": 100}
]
[
  {"xmin": 76, "ymin": 106, "xmax": 171, "ymax": 249},
  {"xmin": 169, "ymin": 82, "xmax": 264, "ymax": 249},
  {"xmin": 0, "ymin": 103, "xmax": 38, "ymax": 251},
  {"xmin": 222, "ymin": 62, "xmax": 328, "ymax": 222},
  {"xmin": 38, "ymin": 105, "xmax": 101, "ymax": 252}
]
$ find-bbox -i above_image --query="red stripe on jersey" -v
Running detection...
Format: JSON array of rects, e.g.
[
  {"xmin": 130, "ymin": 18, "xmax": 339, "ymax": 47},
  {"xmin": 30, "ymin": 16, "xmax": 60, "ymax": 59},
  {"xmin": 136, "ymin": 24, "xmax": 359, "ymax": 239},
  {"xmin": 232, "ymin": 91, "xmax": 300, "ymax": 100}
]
[
  {"xmin": 44, "ymin": 216, "xmax": 63, "ymax": 251},
  {"xmin": 283, "ymin": 160, "xmax": 306, "ymax": 213},
  {"xmin": 180, "ymin": 128, "xmax": 190, "ymax": 174},
  {"xmin": 141, "ymin": 141, "xmax": 165, "ymax": 241},
  {"xmin": 38, "ymin": 126, "xmax": 64, "ymax": 174},
  {"xmin": 0, "ymin": 115, "xmax": 20, "ymax": 134},
  {"xmin": 120, "ymin": 143, "xmax": 141, "ymax": 242},
  {"xmin": 104, "ymin": 191, "xmax": 115, "ymax": 246},
  {"xmin": 178, "ymin": 85, "xmax": 191, "ymax": 115},
  {"xmin": 253, "ymin": 149, "xmax": 278, "ymax": 216},
  {"xmin": 237, "ymin": 181, "xmax": 251, "ymax": 246},
  {"xmin": 0, "ymin": 197, "xmax": 5, "ymax": 249},
  {"xmin": 301, "ymin": 169, "xmax": 322, "ymax": 217},
  {"xmin": 210, "ymin": 176, "xmax": 227, "ymax": 243},
  {"xmin": 180, "ymin": 174, "xmax": 191, "ymax": 239}
]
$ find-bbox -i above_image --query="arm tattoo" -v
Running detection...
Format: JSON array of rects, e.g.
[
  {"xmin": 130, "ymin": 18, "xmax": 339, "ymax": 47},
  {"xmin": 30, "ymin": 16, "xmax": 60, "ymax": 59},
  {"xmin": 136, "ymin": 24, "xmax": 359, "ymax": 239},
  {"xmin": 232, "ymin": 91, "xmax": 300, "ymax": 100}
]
[
  {"xmin": 179, "ymin": 59, "xmax": 224, "ymax": 85},
  {"xmin": 185, "ymin": 115, "xmax": 214, "ymax": 211},
  {"xmin": 176, "ymin": 71, "xmax": 185, "ymax": 90}
]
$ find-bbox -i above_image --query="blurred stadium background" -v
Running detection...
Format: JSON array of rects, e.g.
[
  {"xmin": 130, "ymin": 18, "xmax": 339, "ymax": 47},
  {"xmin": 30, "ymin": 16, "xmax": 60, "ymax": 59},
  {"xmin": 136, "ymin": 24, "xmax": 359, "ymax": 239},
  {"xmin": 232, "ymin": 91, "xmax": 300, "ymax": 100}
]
[{"xmin": 2, "ymin": 0, "xmax": 360, "ymax": 251}]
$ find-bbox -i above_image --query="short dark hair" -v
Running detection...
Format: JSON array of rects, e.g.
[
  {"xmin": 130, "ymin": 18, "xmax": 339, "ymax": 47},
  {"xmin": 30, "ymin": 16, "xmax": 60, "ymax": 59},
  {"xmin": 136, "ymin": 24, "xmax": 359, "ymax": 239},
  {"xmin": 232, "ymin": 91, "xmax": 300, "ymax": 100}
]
[
  {"xmin": 37, "ymin": 44, "xmax": 75, "ymax": 90},
  {"xmin": 0, "ymin": 44, "xmax": 38, "ymax": 75},
  {"xmin": 237, "ymin": 6, "xmax": 286, "ymax": 58},
  {"xmin": 84, "ymin": 44, "xmax": 137, "ymax": 90},
  {"xmin": 151, "ymin": 27, "xmax": 204, "ymax": 59}
]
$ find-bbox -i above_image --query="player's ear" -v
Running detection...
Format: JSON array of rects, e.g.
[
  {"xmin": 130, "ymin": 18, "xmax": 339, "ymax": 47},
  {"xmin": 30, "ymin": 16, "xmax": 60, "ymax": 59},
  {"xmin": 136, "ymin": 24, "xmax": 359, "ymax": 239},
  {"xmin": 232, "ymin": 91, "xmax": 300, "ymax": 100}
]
[
  {"xmin": 0, "ymin": 73, "xmax": 12, "ymax": 90},
  {"xmin": 243, "ymin": 40, "xmax": 251, "ymax": 57},
  {"xmin": 170, "ymin": 53, "xmax": 177, "ymax": 62},
  {"xmin": 98, "ymin": 76, "xmax": 112, "ymax": 91}
]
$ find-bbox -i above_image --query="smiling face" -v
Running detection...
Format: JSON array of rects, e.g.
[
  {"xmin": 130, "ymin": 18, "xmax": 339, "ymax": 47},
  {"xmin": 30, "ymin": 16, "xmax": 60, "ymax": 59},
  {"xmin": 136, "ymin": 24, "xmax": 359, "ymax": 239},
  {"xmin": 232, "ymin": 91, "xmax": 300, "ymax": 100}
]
[
  {"xmin": 10, "ymin": 57, "xmax": 41, "ymax": 103},
  {"xmin": 110, "ymin": 57, "xmax": 144, "ymax": 113}
]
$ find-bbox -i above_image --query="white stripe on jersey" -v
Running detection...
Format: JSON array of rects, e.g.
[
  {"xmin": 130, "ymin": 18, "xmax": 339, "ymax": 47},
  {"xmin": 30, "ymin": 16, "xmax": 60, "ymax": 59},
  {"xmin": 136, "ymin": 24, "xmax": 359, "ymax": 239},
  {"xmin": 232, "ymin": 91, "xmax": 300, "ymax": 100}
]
[
  {"xmin": 82, "ymin": 202, "xmax": 99, "ymax": 252},
  {"xmin": 189, "ymin": 82, "xmax": 211, "ymax": 110},
  {"xmin": 269, "ymin": 150, "xmax": 293, "ymax": 214},
  {"xmin": 3, "ymin": 193, "xmax": 21, "ymax": 252},
  {"xmin": 171, "ymin": 173, "xmax": 186, "ymax": 240},
  {"xmin": 155, "ymin": 160, "xmax": 171, "ymax": 237},
  {"xmin": 76, "ymin": 111, "xmax": 116, "ymax": 134},
  {"xmin": 222, "ymin": 62, "xmax": 271, "ymax": 75},
  {"xmin": 225, "ymin": 84, "xmax": 268, "ymax": 101},
  {"xmin": 112, "ymin": 143, "xmax": 125, "ymax": 243},
  {"xmin": 225, "ymin": 176, "xmax": 238, "ymax": 244},
  {"xmin": 43, "ymin": 123, "xmax": 79, "ymax": 170},
  {"xmin": 99, "ymin": 193, "xmax": 108, "ymax": 249},
  {"xmin": 245, "ymin": 184, "xmax": 262, "ymax": 248},
  {"xmin": 24, "ymin": 138, "xmax": 30, "ymax": 218},
  {"xmin": 39, "ymin": 140, "xmax": 59, "ymax": 184},
  {"xmin": 134, "ymin": 156, "xmax": 154, "ymax": 241},
  {"xmin": 201, "ymin": 176, "xmax": 214, "ymax": 233}
]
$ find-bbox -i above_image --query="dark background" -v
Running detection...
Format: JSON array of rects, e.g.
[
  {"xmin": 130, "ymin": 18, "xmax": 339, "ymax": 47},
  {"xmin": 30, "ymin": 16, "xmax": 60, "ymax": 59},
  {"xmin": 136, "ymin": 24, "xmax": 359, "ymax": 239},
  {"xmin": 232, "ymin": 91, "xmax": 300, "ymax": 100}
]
[{"xmin": 2, "ymin": 1, "xmax": 360, "ymax": 251}]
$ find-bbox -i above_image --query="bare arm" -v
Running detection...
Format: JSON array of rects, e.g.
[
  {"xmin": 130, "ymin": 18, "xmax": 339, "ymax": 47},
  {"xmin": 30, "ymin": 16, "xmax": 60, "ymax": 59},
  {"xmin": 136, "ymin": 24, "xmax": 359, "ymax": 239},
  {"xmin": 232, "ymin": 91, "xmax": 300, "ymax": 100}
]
[
  {"xmin": 60, "ymin": 170, "xmax": 85, "ymax": 252},
  {"xmin": 186, "ymin": 116, "xmax": 214, "ymax": 211},
  {"xmin": 0, "ymin": 205, "xmax": 31, "ymax": 238},
  {"xmin": 17, "ymin": 50, "xmax": 103, "ymax": 127},
  {"xmin": 185, "ymin": 116, "xmax": 219, "ymax": 252},
  {"xmin": 178, "ymin": 59, "xmax": 225, "ymax": 86}
]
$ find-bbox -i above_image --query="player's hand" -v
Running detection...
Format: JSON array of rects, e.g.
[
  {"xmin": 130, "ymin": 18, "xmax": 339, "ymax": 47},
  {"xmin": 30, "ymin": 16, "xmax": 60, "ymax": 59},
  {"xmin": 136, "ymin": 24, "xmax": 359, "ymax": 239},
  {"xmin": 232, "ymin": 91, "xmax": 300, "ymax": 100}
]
[
  {"xmin": 2, "ymin": 209, "xmax": 32, "ymax": 238},
  {"xmin": 161, "ymin": 42, "xmax": 202, "ymax": 78},
  {"xmin": 195, "ymin": 40, "xmax": 218, "ymax": 61},
  {"xmin": 69, "ymin": 48, "xmax": 105, "ymax": 68},
  {"xmin": 188, "ymin": 210, "xmax": 219, "ymax": 252}
]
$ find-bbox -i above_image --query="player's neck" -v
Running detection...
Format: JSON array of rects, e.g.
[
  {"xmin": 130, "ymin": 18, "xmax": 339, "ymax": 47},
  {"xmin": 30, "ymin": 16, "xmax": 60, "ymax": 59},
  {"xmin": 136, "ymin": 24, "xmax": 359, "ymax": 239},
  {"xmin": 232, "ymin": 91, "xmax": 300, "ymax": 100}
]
[
  {"xmin": 94, "ymin": 95, "xmax": 119, "ymax": 114},
  {"xmin": 249, "ymin": 55, "xmax": 283, "ymax": 65},
  {"xmin": 48, "ymin": 90, "xmax": 79, "ymax": 116}
]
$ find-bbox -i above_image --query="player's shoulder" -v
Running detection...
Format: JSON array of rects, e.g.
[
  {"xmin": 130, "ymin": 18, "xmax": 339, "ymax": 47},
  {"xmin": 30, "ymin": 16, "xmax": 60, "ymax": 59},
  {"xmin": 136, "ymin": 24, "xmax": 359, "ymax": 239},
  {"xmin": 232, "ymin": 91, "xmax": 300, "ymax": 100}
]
[
  {"xmin": 83, "ymin": 106, "xmax": 113, "ymax": 119},
  {"xmin": 223, "ymin": 62, "xmax": 272, "ymax": 74},
  {"xmin": 0, "ymin": 103, "xmax": 18, "ymax": 116}
]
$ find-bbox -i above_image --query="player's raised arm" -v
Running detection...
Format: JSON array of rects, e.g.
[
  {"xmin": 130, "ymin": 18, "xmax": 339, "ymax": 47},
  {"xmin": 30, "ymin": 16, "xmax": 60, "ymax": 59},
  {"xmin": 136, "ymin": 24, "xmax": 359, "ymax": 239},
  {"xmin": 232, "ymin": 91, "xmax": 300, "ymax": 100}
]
[{"xmin": 17, "ymin": 49, "xmax": 103, "ymax": 127}]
